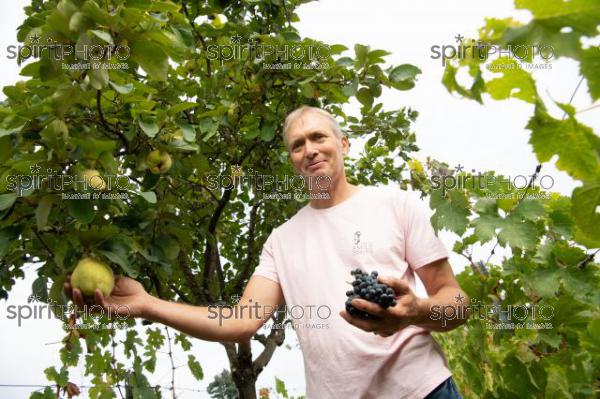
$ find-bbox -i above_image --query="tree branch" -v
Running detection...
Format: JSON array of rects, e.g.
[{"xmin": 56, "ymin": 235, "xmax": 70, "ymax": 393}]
[
  {"xmin": 178, "ymin": 251, "xmax": 206, "ymax": 305},
  {"xmin": 233, "ymin": 201, "xmax": 261, "ymax": 294},
  {"xmin": 181, "ymin": 1, "xmax": 212, "ymax": 77},
  {"xmin": 96, "ymin": 90, "xmax": 128, "ymax": 148},
  {"xmin": 253, "ymin": 309, "xmax": 286, "ymax": 375}
]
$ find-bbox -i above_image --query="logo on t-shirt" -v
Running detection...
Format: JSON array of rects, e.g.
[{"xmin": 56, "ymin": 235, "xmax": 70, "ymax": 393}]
[{"xmin": 352, "ymin": 230, "xmax": 373, "ymax": 255}]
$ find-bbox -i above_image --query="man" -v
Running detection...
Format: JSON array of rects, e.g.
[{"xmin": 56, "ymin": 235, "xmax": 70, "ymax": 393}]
[{"xmin": 65, "ymin": 106, "xmax": 468, "ymax": 398}]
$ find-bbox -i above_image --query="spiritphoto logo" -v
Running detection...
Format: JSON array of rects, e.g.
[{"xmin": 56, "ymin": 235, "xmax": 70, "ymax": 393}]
[
  {"xmin": 203, "ymin": 35, "xmax": 331, "ymax": 68},
  {"xmin": 427, "ymin": 163, "xmax": 554, "ymax": 197},
  {"xmin": 2, "ymin": 294, "xmax": 131, "ymax": 329},
  {"xmin": 5, "ymin": 163, "xmax": 132, "ymax": 199},
  {"xmin": 208, "ymin": 300, "xmax": 332, "ymax": 330},
  {"xmin": 430, "ymin": 34, "xmax": 554, "ymax": 69},
  {"xmin": 5, "ymin": 34, "xmax": 130, "ymax": 70},
  {"xmin": 205, "ymin": 165, "xmax": 332, "ymax": 201},
  {"xmin": 430, "ymin": 295, "xmax": 554, "ymax": 330}
]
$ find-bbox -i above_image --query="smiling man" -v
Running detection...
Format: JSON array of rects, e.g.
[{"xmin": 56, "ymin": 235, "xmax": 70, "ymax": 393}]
[{"xmin": 65, "ymin": 105, "xmax": 468, "ymax": 399}]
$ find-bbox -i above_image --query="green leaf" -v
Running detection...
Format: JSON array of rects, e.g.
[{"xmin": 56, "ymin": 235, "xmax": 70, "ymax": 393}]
[
  {"xmin": 430, "ymin": 189, "xmax": 471, "ymax": 235},
  {"xmin": 527, "ymin": 105, "xmax": 600, "ymax": 181},
  {"xmin": 139, "ymin": 191, "xmax": 157, "ymax": 204},
  {"xmin": 109, "ymin": 81, "xmax": 134, "ymax": 94},
  {"xmin": 0, "ymin": 126, "xmax": 21, "ymax": 138},
  {"xmin": 31, "ymin": 276, "xmax": 49, "ymax": 303},
  {"xmin": 528, "ymin": 268, "xmax": 561, "ymax": 297},
  {"xmin": 168, "ymin": 102, "xmax": 197, "ymax": 115},
  {"xmin": 300, "ymin": 83, "xmax": 314, "ymax": 98},
  {"xmin": 131, "ymin": 41, "xmax": 169, "ymax": 81},
  {"xmin": 497, "ymin": 217, "xmax": 539, "ymax": 250},
  {"xmin": 580, "ymin": 47, "xmax": 600, "ymax": 101},
  {"xmin": 354, "ymin": 44, "xmax": 369, "ymax": 69},
  {"xmin": 67, "ymin": 200, "xmax": 95, "ymax": 224},
  {"xmin": 178, "ymin": 122, "xmax": 196, "ymax": 142},
  {"xmin": 89, "ymin": 67, "xmax": 109, "ymax": 90},
  {"xmin": 368, "ymin": 49, "xmax": 391, "ymax": 63},
  {"xmin": 389, "ymin": 64, "xmax": 422, "ymax": 83},
  {"xmin": 138, "ymin": 117, "xmax": 159, "ymax": 138},
  {"xmin": 187, "ymin": 354, "xmax": 204, "ymax": 380},
  {"xmin": 544, "ymin": 365, "xmax": 573, "ymax": 399},
  {"xmin": 472, "ymin": 214, "xmax": 499, "ymax": 243},
  {"xmin": 275, "ymin": 377, "xmax": 289, "ymax": 398},
  {"xmin": 35, "ymin": 194, "xmax": 55, "ymax": 230},
  {"xmin": 571, "ymin": 182, "xmax": 600, "ymax": 239},
  {"xmin": 329, "ymin": 44, "xmax": 348, "ymax": 54},
  {"xmin": 342, "ymin": 78, "xmax": 359, "ymax": 97},
  {"xmin": 513, "ymin": 199, "xmax": 546, "ymax": 220},
  {"xmin": 156, "ymin": 234, "xmax": 180, "ymax": 261},
  {"xmin": 0, "ymin": 193, "xmax": 17, "ymax": 211},
  {"xmin": 486, "ymin": 58, "xmax": 537, "ymax": 103},
  {"xmin": 356, "ymin": 87, "xmax": 373, "ymax": 108},
  {"xmin": 90, "ymin": 29, "xmax": 113, "ymax": 44},
  {"xmin": 97, "ymin": 236, "xmax": 136, "ymax": 277}
]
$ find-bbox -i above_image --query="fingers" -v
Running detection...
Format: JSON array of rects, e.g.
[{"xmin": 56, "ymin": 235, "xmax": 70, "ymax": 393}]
[
  {"xmin": 378, "ymin": 276, "xmax": 411, "ymax": 296},
  {"xmin": 94, "ymin": 289, "xmax": 108, "ymax": 309},
  {"xmin": 339, "ymin": 310, "xmax": 386, "ymax": 333},
  {"xmin": 72, "ymin": 288, "xmax": 86, "ymax": 308},
  {"xmin": 63, "ymin": 282, "xmax": 72, "ymax": 299},
  {"xmin": 350, "ymin": 298, "xmax": 385, "ymax": 317}
]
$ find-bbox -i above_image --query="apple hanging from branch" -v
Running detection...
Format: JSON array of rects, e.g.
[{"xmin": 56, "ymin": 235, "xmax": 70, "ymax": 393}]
[{"xmin": 146, "ymin": 150, "xmax": 173, "ymax": 174}]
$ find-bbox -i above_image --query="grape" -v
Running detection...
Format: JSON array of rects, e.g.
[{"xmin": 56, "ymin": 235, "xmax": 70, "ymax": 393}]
[{"xmin": 345, "ymin": 268, "xmax": 397, "ymax": 319}]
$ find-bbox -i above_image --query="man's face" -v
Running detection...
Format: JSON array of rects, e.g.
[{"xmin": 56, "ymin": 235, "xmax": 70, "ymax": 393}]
[{"xmin": 285, "ymin": 110, "xmax": 349, "ymax": 182}]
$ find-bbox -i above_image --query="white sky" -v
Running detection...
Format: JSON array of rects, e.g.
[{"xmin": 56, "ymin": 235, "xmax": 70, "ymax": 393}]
[{"xmin": 1, "ymin": 0, "xmax": 598, "ymax": 398}]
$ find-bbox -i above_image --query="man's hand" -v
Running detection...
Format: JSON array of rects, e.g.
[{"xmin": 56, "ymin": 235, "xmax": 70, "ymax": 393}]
[
  {"xmin": 339, "ymin": 276, "xmax": 425, "ymax": 337},
  {"xmin": 63, "ymin": 274, "xmax": 152, "ymax": 319}
]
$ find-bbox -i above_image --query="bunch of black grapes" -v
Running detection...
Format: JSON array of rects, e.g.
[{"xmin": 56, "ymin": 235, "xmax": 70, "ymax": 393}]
[{"xmin": 345, "ymin": 269, "xmax": 397, "ymax": 319}]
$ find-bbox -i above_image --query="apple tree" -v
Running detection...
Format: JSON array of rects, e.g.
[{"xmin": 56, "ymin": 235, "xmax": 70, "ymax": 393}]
[{"xmin": 0, "ymin": 0, "xmax": 422, "ymax": 397}]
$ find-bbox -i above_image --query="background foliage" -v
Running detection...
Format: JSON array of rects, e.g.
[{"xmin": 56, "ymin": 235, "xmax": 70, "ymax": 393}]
[
  {"xmin": 0, "ymin": 0, "xmax": 421, "ymax": 397},
  {"xmin": 0, "ymin": 0, "xmax": 598, "ymax": 398}
]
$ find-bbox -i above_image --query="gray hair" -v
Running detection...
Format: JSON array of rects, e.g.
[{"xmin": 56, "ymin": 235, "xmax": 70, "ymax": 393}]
[{"xmin": 282, "ymin": 106, "xmax": 343, "ymax": 145}]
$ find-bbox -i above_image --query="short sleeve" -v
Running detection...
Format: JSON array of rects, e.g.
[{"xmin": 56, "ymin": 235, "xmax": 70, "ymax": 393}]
[
  {"xmin": 395, "ymin": 190, "xmax": 449, "ymax": 270},
  {"xmin": 251, "ymin": 229, "xmax": 280, "ymax": 283}
]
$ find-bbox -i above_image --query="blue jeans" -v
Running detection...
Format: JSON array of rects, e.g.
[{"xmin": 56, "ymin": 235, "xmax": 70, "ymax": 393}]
[{"xmin": 424, "ymin": 377, "xmax": 463, "ymax": 399}]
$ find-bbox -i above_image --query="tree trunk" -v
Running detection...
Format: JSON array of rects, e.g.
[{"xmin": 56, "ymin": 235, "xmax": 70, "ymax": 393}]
[{"xmin": 232, "ymin": 371, "xmax": 257, "ymax": 399}]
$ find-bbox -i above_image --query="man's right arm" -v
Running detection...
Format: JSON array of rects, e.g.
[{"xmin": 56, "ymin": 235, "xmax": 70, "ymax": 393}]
[
  {"xmin": 142, "ymin": 276, "xmax": 284, "ymax": 343},
  {"xmin": 65, "ymin": 274, "xmax": 284, "ymax": 344}
]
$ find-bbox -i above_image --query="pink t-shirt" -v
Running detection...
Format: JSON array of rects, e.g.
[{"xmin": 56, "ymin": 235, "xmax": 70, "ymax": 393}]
[{"xmin": 252, "ymin": 185, "xmax": 452, "ymax": 398}]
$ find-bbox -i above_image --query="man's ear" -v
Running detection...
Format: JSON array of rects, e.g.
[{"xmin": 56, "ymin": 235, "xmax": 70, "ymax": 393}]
[{"xmin": 341, "ymin": 135, "xmax": 350, "ymax": 155}]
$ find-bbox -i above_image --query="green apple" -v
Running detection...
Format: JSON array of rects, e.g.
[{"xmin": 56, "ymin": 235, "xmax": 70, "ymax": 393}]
[
  {"xmin": 71, "ymin": 257, "xmax": 115, "ymax": 298},
  {"xmin": 147, "ymin": 150, "xmax": 173, "ymax": 174},
  {"xmin": 81, "ymin": 169, "xmax": 106, "ymax": 190},
  {"xmin": 210, "ymin": 13, "xmax": 227, "ymax": 29}
]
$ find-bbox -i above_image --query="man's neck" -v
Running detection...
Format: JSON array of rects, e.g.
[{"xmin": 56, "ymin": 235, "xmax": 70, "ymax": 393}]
[{"xmin": 308, "ymin": 177, "xmax": 360, "ymax": 210}]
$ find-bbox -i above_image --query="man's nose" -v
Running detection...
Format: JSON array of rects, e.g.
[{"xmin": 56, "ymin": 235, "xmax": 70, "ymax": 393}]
[{"xmin": 305, "ymin": 141, "xmax": 318, "ymax": 158}]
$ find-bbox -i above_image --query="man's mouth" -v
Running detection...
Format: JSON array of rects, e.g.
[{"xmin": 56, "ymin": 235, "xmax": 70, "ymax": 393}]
[{"xmin": 307, "ymin": 160, "xmax": 325, "ymax": 170}]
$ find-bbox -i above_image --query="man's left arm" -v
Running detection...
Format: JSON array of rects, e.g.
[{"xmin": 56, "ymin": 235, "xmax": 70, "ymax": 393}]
[{"xmin": 340, "ymin": 258, "xmax": 469, "ymax": 336}]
